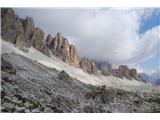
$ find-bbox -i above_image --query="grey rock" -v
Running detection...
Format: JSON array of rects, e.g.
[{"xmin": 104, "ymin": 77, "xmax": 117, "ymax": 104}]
[
  {"xmin": 32, "ymin": 108, "xmax": 41, "ymax": 113},
  {"xmin": 24, "ymin": 102, "xmax": 30, "ymax": 108},
  {"xmin": 23, "ymin": 17, "xmax": 35, "ymax": 47},
  {"xmin": 117, "ymin": 65, "xmax": 130, "ymax": 79},
  {"xmin": 46, "ymin": 34, "xmax": 53, "ymax": 47},
  {"xmin": 24, "ymin": 109, "xmax": 30, "ymax": 113},
  {"xmin": 69, "ymin": 44, "xmax": 80, "ymax": 66},
  {"xmin": 129, "ymin": 68, "xmax": 138, "ymax": 80},
  {"xmin": 31, "ymin": 27, "xmax": 50, "ymax": 56},
  {"xmin": 1, "ymin": 8, "xmax": 25, "ymax": 44},
  {"xmin": 48, "ymin": 33, "xmax": 80, "ymax": 66}
]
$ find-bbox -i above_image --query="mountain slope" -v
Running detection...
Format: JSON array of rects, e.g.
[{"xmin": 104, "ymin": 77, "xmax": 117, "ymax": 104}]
[
  {"xmin": 1, "ymin": 39, "xmax": 160, "ymax": 93},
  {"xmin": 1, "ymin": 53, "xmax": 160, "ymax": 113}
]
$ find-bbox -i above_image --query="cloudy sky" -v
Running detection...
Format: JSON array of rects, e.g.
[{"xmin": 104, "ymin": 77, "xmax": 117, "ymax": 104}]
[{"xmin": 13, "ymin": 8, "xmax": 160, "ymax": 76}]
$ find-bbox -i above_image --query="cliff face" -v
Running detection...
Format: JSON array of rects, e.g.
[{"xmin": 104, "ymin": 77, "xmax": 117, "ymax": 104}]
[
  {"xmin": 46, "ymin": 33, "xmax": 98, "ymax": 73},
  {"xmin": 46, "ymin": 33, "xmax": 80, "ymax": 67},
  {"xmin": 112, "ymin": 65, "xmax": 140, "ymax": 80},
  {"xmin": 1, "ymin": 8, "xmax": 50, "ymax": 56},
  {"xmin": 1, "ymin": 8, "xmax": 25, "ymax": 44},
  {"xmin": 80, "ymin": 57, "xmax": 99, "ymax": 75}
]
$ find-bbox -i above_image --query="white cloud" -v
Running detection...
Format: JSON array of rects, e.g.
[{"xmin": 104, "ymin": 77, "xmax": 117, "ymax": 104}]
[
  {"xmin": 13, "ymin": 8, "xmax": 160, "ymax": 66},
  {"xmin": 133, "ymin": 64, "xmax": 145, "ymax": 73},
  {"xmin": 148, "ymin": 68, "xmax": 160, "ymax": 80}
]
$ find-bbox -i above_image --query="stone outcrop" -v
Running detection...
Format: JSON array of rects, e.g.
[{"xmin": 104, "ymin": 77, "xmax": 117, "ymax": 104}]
[
  {"xmin": 129, "ymin": 68, "xmax": 137, "ymax": 79},
  {"xmin": 1, "ymin": 8, "xmax": 50, "ymax": 56},
  {"xmin": 46, "ymin": 34, "xmax": 53, "ymax": 47},
  {"xmin": 1, "ymin": 8, "xmax": 25, "ymax": 43},
  {"xmin": 23, "ymin": 17, "xmax": 35, "ymax": 47},
  {"xmin": 15, "ymin": 34, "xmax": 25, "ymax": 47},
  {"xmin": 46, "ymin": 33, "xmax": 80, "ymax": 66},
  {"xmin": 30, "ymin": 27, "xmax": 50, "ymax": 56},
  {"xmin": 48, "ymin": 33, "xmax": 66, "ymax": 56},
  {"xmin": 61, "ymin": 38, "xmax": 70, "ymax": 63},
  {"xmin": 69, "ymin": 45, "xmax": 80, "ymax": 66},
  {"xmin": 80, "ymin": 57, "xmax": 98, "ymax": 75},
  {"xmin": 114, "ymin": 65, "xmax": 139, "ymax": 80},
  {"xmin": 117, "ymin": 65, "xmax": 130, "ymax": 79}
]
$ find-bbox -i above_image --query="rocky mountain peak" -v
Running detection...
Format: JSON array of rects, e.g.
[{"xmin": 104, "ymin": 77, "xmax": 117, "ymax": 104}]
[
  {"xmin": 112, "ymin": 65, "xmax": 142, "ymax": 80},
  {"xmin": 46, "ymin": 32, "xmax": 80, "ymax": 67},
  {"xmin": 1, "ymin": 8, "xmax": 24, "ymax": 43},
  {"xmin": 1, "ymin": 8, "xmax": 50, "ymax": 56},
  {"xmin": 46, "ymin": 34, "xmax": 53, "ymax": 47},
  {"xmin": 80, "ymin": 57, "xmax": 98, "ymax": 75},
  {"xmin": 23, "ymin": 17, "xmax": 35, "ymax": 41},
  {"xmin": 117, "ymin": 65, "xmax": 130, "ymax": 79},
  {"xmin": 129, "ymin": 68, "xmax": 137, "ymax": 79}
]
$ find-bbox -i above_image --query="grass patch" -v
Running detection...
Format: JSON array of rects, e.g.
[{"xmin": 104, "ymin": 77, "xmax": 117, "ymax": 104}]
[
  {"xmin": 19, "ymin": 47, "xmax": 29, "ymax": 53},
  {"xmin": 15, "ymin": 94, "xmax": 27, "ymax": 104},
  {"xmin": 154, "ymin": 93, "xmax": 160, "ymax": 96},
  {"xmin": 145, "ymin": 97, "xmax": 160, "ymax": 104},
  {"xmin": 28, "ymin": 101, "xmax": 39, "ymax": 111}
]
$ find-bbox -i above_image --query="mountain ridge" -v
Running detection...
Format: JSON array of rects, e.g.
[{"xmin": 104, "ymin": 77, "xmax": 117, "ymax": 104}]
[
  {"xmin": 1, "ymin": 8, "xmax": 160, "ymax": 113},
  {"xmin": 1, "ymin": 8, "xmax": 147, "ymax": 82}
]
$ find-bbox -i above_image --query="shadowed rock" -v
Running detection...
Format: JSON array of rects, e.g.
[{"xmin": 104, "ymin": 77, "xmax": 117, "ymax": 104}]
[
  {"xmin": 23, "ymin": 17, "xmax": 35, "ymax": 47},
  {"xmin": 46, "ymin": 34, "xmax": 53, "ymax": 47}
]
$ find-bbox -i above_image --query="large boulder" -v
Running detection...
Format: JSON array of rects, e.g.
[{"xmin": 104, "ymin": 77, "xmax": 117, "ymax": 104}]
[{"xmin": 80, "ymin": 57, "xmax": 98, "ymax": 75}]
